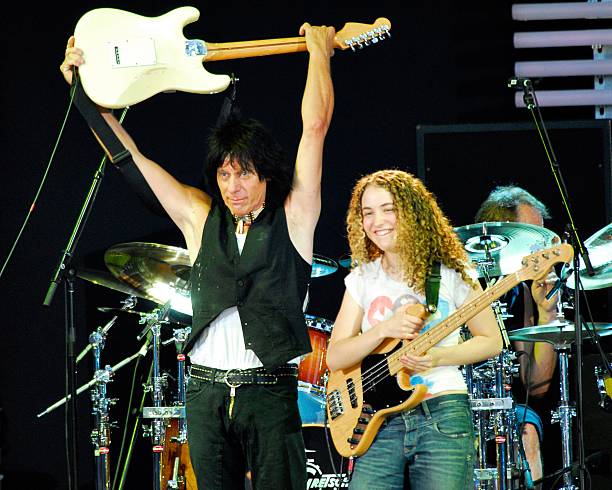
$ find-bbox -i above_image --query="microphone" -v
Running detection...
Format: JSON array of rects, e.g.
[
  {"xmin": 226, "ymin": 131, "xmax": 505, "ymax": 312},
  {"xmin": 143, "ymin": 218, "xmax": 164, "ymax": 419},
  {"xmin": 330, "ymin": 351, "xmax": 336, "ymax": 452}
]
[
  {"xmin": 507, "ymin": 77, "xmax": 532, "ymax": 89},
  {"xmin": 545, "ymin": 267, "xmax": 572, "ymax": 301}
]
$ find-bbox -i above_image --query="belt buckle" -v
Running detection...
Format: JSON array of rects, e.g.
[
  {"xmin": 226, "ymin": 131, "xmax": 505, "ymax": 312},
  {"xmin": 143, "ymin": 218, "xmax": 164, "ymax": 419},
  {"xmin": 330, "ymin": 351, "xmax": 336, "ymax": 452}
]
[{"xmin": 224, "ymin": 368, "xmax": 244, "ymax": 388}]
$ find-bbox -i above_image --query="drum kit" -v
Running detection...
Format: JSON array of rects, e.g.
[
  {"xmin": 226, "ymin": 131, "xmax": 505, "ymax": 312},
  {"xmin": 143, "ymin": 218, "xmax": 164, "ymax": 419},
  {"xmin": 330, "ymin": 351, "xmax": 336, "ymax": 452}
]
[
  {"xmin": 38, "ymin": 243, "xmax": 346, "ymax": 489},
  {"xmin": 454, "ymin": 220, "xmax": 612, "ymax": 490},
  {"xmin": 37, "ymin": 220, "xmax": 610, "ymax": 489}
]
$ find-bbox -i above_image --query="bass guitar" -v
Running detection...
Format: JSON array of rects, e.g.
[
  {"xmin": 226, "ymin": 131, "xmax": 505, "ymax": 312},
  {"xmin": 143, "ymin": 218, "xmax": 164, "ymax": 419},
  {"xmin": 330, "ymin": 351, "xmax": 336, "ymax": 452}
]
[
  {"xmin": 326, "ymin": 243, "xmax": 574, "ymax": 458},
  {"xmin": 73, "ymin": 6, "xmax": 391, "ymax": 108}
]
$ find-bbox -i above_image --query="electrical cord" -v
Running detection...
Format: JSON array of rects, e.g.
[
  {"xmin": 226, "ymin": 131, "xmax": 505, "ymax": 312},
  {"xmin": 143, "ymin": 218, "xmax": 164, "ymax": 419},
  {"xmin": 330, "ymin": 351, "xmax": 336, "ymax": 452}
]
[{"xmin": 0, "ymin": 73, "xmax": 76, "ymax": 281}]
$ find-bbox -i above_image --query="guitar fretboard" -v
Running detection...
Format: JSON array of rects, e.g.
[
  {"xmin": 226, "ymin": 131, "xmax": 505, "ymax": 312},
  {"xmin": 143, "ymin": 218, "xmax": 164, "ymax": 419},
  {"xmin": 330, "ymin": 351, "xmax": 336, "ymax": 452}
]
[{"xmin": 386, "ymin": 271, "xmax": 522, "ymax": 376}]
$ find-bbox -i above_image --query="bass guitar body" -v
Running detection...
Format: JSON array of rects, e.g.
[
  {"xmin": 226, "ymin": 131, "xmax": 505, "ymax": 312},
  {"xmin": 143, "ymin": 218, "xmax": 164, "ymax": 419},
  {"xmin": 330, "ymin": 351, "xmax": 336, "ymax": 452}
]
[{"xmin": 326, "ymin": 338, "xmax": 427, "ymax": 458}]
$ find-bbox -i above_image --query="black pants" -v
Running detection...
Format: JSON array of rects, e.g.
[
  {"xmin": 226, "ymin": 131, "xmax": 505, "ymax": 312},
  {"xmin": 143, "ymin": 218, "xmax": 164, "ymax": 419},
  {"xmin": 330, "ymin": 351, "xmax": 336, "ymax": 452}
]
[{"xmin": 185, "ymin": 374, "xmax": 306, "ymax": 489}]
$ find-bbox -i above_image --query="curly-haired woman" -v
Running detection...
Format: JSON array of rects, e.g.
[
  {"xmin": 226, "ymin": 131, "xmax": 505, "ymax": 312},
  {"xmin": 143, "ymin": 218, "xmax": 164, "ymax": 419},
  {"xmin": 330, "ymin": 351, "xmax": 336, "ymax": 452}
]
[{"xmin": 326, "ymin": 169, "xmax": 503, "ymax": 490}]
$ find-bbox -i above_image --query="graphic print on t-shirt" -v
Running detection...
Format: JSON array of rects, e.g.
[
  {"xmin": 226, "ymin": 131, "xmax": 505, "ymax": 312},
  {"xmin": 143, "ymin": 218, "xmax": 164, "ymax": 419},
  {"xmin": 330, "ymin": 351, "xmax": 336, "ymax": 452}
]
[{"xmin": 366, "ymin": 293, "xmax": 451, "ymax": 395}]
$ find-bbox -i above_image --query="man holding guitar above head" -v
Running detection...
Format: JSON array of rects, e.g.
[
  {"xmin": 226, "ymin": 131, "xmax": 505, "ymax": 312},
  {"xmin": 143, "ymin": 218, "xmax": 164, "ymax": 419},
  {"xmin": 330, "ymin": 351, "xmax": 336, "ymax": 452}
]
[
  {"xmin": 326, "ymin": 170, "xmax": 503, "ymax": 490},
  {"xmin": 61, "ymin": 22, "xmax": 335, "ymax": 489}
]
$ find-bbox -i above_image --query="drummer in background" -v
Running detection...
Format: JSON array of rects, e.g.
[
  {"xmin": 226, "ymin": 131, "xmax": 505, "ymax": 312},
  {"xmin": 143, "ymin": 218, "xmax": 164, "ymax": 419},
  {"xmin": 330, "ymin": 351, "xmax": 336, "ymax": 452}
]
[
  {"xmin": 60, "ymin": 22, "xmax": 335, "ymax": 489},
  {"xmin": 475, "ymin": 185, "xmax": 560, "ymax": 488}
]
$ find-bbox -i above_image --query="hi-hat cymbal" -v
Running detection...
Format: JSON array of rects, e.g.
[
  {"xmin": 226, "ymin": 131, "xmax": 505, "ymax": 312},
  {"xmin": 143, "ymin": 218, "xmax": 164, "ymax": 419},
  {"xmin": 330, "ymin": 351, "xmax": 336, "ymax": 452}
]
[
  {"xmin": 312, "ymin": 254, "xmax": 338, "ymax": 278},
  {"xmin": 105, "ymin": 242, "xmax": 192, "ymax": 315},
  {"xmin": 508, "ymin": 320, "xmax": 612, "ymax": 344},
  {"xmin": 453, "ymin": 222, "xmax": 559, "ymax": 277},
  {"xmin": 565, "ymin": 222, "xmax": 611, "ymax": 290}
]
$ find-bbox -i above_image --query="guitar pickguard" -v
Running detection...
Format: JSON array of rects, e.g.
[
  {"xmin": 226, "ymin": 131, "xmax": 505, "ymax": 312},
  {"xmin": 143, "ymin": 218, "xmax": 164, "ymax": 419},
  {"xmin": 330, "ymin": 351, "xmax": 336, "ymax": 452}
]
[{"xmin": 359, "ymin": 347, "xmax": 414, "ymax": 412}]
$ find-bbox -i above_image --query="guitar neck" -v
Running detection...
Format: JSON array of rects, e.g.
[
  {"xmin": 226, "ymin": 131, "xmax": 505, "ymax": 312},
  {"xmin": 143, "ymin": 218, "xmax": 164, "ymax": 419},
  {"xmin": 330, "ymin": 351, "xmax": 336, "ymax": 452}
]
[
  {"xmin": 386, "ymin": 272, "xmax": 522, "ymax": 376},
  {"xmin": 204, "ymin": 36, "xmax": 341, "ymax": 61}
]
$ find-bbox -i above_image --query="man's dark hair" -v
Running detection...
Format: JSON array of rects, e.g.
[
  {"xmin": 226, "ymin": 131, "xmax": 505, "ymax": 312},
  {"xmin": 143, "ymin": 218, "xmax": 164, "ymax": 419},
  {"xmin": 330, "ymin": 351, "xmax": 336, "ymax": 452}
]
[
  {"xmin": 203, "ymin": 116, "xmax": 293, "ymax": 208},
  {"xmin": 475, "ymin": 185, "xmax": 551, "ymax": 222}
]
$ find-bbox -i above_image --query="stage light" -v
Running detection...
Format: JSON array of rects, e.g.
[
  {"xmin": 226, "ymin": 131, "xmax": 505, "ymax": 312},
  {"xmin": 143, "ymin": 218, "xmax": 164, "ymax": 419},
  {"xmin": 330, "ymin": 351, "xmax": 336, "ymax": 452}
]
[
  {"xmin": 514, "ymin": 89, "xmax": 612, "ymax": 107},
  {"xmin": 512, "ymin": 2, "xmax": 612, "ymax": 21},
  {"xmin": 511, "ymin": 2, "xmax": 611, "ymax": 118},
  {"xmin": 515, "ymin": 59, "xmax": 612, "ymax": 77}
]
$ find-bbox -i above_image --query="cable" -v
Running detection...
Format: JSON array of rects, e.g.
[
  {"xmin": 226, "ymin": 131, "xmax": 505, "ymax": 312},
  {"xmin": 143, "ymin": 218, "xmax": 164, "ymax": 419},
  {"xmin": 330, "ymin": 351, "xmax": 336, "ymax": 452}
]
[
  {"xmin": 0, "ymin": 73, "xmax": 76, "ymax": 281},
  {"xmin": 111, "ymin": 353, "xmax": 145, "ymax": 490},
  {"xmin": 115, "ymin": 361, "xmax": 153, "ymax": 490}
]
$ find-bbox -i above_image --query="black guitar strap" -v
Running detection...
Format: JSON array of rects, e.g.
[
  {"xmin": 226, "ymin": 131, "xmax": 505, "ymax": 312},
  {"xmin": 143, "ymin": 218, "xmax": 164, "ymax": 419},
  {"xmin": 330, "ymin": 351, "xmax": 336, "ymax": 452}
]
[
  {"xmin": 425, "ymin": 261, "xmax": 441, "ymax": 314},
  {"xmin": 69, "ymin": 72, "xmax": 166, "ymax": 216},
  {"xmin": 70, "ymin": 74, "xmax": 131, "ymax": 165}
]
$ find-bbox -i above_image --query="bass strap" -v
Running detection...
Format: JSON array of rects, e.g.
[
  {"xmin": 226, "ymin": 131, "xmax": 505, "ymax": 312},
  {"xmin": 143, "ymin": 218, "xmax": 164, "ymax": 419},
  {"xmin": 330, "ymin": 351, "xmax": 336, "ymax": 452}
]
[{"xmin": 425, "ymin": 261, "xmax": 441, "ymax": 314}]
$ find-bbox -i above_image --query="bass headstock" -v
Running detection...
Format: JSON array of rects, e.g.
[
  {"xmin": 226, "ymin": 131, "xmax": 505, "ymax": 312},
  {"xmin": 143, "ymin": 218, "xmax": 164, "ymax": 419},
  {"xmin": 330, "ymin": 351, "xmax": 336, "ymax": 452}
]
[{"xmin": 517, "ymin": 243, "xmax": 574, "ymax": 282}]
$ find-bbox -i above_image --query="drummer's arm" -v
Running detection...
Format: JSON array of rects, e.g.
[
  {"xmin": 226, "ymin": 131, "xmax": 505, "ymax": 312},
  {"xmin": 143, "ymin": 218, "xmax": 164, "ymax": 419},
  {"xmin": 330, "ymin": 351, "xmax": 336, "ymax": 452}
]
[{"xmin": 522, "ymin": 273, "xmax": 559, "ymax": 397}]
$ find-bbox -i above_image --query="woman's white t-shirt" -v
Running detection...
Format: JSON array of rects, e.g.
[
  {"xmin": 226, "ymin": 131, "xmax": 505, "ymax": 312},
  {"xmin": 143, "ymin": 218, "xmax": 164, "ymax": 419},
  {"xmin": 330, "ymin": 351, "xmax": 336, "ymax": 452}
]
[{"xmin": 344, "ymin": 258, "xmax": 474, "ymax": 398}]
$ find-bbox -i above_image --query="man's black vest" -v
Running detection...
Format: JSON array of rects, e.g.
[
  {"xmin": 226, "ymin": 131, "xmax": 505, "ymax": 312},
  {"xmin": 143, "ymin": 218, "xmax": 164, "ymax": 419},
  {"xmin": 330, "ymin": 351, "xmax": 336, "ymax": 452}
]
[{"xmin": 188, "ymin": 201, "xmax": 313, "ymax": 368}]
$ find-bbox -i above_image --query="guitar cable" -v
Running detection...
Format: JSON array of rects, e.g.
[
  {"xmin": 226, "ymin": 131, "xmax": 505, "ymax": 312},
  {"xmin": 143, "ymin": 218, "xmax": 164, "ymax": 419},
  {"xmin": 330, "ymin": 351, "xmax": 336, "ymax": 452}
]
[
  {"xmin": 0, "ymin": 68, "xmax": 77, "ymax": 282},
  {"xmin": 323, "ymin": 401, "xmax": 354, "ymax": 484}
]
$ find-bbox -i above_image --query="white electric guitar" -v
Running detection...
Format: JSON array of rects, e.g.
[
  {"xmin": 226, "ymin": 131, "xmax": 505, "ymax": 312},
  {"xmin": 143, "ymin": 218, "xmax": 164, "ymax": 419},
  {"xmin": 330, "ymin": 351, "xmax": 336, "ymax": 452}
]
[{"xmin": 74, "ymin": 7, "xmax": 392, "ymax": 108}]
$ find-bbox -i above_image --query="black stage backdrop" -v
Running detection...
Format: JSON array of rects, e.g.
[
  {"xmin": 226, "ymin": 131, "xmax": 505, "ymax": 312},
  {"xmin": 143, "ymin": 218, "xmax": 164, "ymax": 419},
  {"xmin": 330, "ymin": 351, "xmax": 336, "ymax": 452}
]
[{"xmin": 1, "ymin": 2, "xmax": 611, "ymax": 489}]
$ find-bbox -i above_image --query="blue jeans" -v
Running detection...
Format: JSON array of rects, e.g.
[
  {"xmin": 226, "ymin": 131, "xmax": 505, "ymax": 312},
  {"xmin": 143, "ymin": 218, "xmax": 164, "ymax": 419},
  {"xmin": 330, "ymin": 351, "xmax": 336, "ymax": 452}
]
[{"xmin": 350, "ymin": 394, "xmax": 475, "ymax": 490}]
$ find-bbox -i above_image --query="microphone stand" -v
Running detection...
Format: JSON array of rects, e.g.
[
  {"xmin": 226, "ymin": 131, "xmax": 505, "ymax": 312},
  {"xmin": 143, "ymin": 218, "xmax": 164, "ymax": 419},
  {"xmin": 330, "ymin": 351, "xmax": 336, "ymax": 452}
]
[
  {"xmin": 42, "ymin": 109, "xmax": 128, "ymax": 489},
  {"xmin": 509, "ymin": 77, "xmax": 595, "ymax": 490}
]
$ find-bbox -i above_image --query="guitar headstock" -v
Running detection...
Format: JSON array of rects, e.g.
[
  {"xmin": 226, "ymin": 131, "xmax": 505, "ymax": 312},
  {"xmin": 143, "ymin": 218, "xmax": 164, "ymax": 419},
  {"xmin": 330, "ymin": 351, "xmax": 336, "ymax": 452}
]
[
  {"xmin": 335, "ymin": 18, "xmax": 392, "ymax": 51},
  {"xmin": 517, "ymin": 243, "xmax": 574, "ymax": 282}
]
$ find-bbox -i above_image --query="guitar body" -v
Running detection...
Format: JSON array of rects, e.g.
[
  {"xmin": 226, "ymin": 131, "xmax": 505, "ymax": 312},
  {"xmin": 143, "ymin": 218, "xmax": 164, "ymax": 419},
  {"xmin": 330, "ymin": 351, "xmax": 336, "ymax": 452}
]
[
  {"xmin": 74, "ymin": 7, "xmax": 231, "ymax": 108},
  {"xmin": 326, "ymin": 338, "xmax": 427, "ymax": 458}
]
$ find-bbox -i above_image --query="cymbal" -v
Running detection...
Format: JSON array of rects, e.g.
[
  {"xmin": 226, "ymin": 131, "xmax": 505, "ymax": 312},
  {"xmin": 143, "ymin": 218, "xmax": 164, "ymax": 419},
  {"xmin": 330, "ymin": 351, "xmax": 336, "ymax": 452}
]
[
  {"xmin": 311, "ymin": 254, "xmax": 338, "ymax": 278},
  {"xmin": 77, "ymin": 268, "xmax": 148, "ymax": 299},
  {"xmin": 565, "ymin": 222, "xmax": 611, "ymax": 290},
  {"xmin": 453, "ymin": 221, "xmax": 559, "ymax": 277},
  {"xmin": 104, "ymin": 242, "xmax": 192, "ymax": 316},
  {"xmin": 508, "ymin": 320, "xmax": 612, "ymax": 344}
]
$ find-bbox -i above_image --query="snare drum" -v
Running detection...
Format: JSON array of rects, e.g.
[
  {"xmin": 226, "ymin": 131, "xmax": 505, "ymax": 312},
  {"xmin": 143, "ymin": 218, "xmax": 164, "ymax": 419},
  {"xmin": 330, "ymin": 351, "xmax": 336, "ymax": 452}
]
[{"xmin": 299, "ymin": 315, "xmax": 333, "ymax": 388}]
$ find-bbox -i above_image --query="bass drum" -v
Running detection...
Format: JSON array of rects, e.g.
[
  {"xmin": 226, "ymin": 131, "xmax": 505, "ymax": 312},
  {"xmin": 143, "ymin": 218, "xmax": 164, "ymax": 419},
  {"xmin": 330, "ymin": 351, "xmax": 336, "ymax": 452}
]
[
  {"xmin": 302, "ymin": 424, "xmax": 350, "ymax": 489},
  {"xmin": 161, "ymin": 419, "xmax": 197, "ymax": 490}
]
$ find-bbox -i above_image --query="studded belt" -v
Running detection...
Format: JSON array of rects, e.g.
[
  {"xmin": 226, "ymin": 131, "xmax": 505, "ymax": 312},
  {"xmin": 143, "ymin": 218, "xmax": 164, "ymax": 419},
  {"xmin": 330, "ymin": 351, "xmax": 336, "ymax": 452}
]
[{"xmin": 188, "ymin": 363, "xmax": 298, "ymax": 386}]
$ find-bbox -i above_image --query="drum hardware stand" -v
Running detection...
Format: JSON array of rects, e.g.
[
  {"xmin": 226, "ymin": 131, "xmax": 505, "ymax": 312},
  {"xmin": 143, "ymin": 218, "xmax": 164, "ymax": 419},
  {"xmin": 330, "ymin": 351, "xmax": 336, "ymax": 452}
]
[
  {"xmin": 158, "ymin": 326, "xmax": 191, "ymax": 489},
  {"xmin": 89, "ymin": 296, "xmax": 138, "ymax": 490},
  {"xmin": 470, "ymin": 257, "xmax": 523, "ymax": 489},
  {"xmin": 550, "ymin": 340, "xmax": 577, "ymax": 490},
  {"xmin": 138, "ymin": 302, "xmax": 184, "ymax": 490}
]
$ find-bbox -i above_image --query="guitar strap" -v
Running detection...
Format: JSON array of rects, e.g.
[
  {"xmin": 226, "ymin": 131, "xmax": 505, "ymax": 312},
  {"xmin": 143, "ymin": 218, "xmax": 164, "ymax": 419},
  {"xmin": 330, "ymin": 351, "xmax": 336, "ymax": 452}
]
[
  {"xmin": 69, "ymin": 73, "xmax": 166, "ymax": 217},
  {"xmin": 425, "ymin": 261, "xmax": 441, "ymax": 314},
  {"xmin": 70, "ymin": 75, "xmax": 130, "ymax": 165}
]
